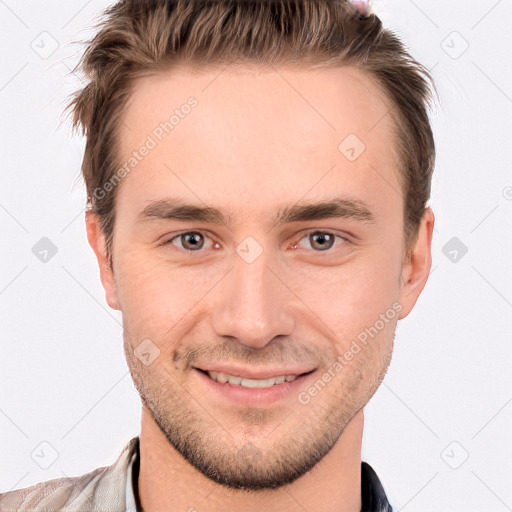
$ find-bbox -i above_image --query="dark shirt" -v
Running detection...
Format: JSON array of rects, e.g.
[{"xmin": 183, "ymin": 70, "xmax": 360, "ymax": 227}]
[{"xmin": 361, "ymin": 460, "xmax": 394, "ymax": 511}]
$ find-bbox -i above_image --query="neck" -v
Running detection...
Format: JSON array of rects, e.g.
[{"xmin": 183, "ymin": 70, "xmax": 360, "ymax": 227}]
[{"xmin": 137, "ymin": 407, "xmax": 364, "ymax": 512}]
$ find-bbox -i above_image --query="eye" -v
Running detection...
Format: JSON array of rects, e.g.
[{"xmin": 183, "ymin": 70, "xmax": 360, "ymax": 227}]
[
  {"xmin": 290, "ymin": 230, "xmax": 349, "ymax": 252},
  {"xmin": 161, "ymin": 231, "xmax": 220, "ymax": 252},
  {"xmin": 160, "ymin": 229, "xmax": 349, "ymax": 255}
]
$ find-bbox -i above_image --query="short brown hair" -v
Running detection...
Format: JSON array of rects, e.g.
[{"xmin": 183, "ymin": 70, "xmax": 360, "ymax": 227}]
[{"xmin": 65, "ymin": 0, "xmax": 437, "ymax": 268}]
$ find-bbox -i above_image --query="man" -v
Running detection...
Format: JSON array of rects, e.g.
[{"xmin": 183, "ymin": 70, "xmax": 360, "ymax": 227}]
[{"xmin": 0, "ymin": 0, "xmax": 436, "ymax": 510}]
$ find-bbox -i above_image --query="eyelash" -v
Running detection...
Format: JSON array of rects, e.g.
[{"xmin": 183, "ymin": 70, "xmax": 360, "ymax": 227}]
[{"xmin": 160, "ymin": 230, "xmax": 350, "ymax": 254}]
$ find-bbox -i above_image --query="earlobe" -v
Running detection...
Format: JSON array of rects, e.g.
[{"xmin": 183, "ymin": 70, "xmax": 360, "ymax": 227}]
[
  {"xmin": 397, "ymin": 207, "xmax": 435, "ymax": 320},
  {"xmin": 85, "ymin": 210, "xmax": 121, "ymax": 311}
]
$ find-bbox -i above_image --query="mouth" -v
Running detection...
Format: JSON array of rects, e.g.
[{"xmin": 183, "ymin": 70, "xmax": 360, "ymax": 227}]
[
  {"xmin": 192, "ymin": 366, "xmax": 317, "ymax": 406},
  {"xmin": 195, "ymin": 368, "xmax": 315, "ymax": 388}
]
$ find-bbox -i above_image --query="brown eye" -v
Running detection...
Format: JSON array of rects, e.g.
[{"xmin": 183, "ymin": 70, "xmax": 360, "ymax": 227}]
[
  {"xmin": 309, "ymin": 231, "xmax": 335, "ymax": 251},
  {"xmin": 177, "ymin": 232, "xmax": 205, "ymax": 250},
  {"xmin": 162, "ymin": 231, "xmax": 207, "ymax": 251},
  {"xmin": 290, "ymin": 230, "xmax": 349, "ymax": 252}
]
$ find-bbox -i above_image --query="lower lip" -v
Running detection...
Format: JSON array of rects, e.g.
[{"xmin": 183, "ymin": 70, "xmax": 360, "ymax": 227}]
[{"xmin": 193, "ymin": 368, "xmax": 315, "ymax": 406}]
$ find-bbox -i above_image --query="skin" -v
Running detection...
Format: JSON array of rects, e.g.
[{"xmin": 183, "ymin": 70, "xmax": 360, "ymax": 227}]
[
  {"xmin": 349, "ymin": 0, "xmax": 371, "ymax": 17},
  {"xmin": 86, "ymin": 64, "xmax": 434, "ymax": 512}
]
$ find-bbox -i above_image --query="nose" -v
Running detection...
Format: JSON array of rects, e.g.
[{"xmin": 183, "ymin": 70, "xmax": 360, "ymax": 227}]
[{"xmin": 210, "ymin": 244, "xmax": 295, "ymax": 349}]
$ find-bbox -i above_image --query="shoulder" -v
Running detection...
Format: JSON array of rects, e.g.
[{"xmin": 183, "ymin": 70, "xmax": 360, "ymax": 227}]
[
  {"xmin": 0, "ymin": 466, "xmax": 107, "ymax": 511},
  {"xmin": 0, "ymin": 436, "xmax": 139, "ymax": 512}
]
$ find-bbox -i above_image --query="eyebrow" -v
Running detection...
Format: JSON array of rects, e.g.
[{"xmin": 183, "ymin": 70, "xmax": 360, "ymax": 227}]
[{"xmin": 137, "ymin": 196, "xmax": 376, "ymax": 227}]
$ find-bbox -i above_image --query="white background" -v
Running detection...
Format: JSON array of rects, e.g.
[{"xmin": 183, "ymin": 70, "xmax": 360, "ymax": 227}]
[{"xmin": 1, "ymin": 0, "xmax": 511, "ymax": 510}]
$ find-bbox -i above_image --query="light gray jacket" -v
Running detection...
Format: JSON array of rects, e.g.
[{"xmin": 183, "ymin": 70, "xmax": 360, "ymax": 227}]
[{"xmin": 0, "ymin": 436, "xmax": 138, "ymax": 512}]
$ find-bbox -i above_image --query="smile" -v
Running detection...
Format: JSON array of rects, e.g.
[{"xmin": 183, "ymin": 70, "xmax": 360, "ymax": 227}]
[{"xmin": 205, "ymin": 370, "xmax": 300, "ymax": 388}]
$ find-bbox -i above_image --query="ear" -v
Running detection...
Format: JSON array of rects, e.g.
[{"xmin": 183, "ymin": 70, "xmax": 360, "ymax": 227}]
[
  {"xmin": 397, "ymin": 207, "xmax": 435, "ymax": 319},
  {"xmin": 85, "ymin": 210, "xmax": 120, "ymax": 311}
]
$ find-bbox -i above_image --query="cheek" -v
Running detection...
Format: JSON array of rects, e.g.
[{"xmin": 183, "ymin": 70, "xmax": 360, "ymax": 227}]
[
  {"xmin": 114, "ymin": 252, "xmax": 216, "ymax": 337},
  {"xmin": 116, "ymin": 256, "xmax": 178, "ymax": 337},
  {"xmin": 298, "ymin": 242, "xmax": 401, "ymax": 344}
]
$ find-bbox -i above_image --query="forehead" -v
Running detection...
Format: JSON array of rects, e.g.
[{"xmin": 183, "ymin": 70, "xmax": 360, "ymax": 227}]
[
  {"xmin": 122, "ymin": 63, "xmax": 396, "ymax": 145},
  {"xmin": 116, "ymin": 64, "xmax": 402, "ymax": 221}
]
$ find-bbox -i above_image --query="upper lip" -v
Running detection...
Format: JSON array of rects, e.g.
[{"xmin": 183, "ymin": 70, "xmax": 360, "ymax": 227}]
[{"xmin": 193, "ymin": 364, "xmax": 316, "ymax": 380}]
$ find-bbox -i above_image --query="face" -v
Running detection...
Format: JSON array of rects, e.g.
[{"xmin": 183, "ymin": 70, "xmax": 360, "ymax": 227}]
[{"xmin": 88, "ymin": 64, "xmax": 432, "ymax": 490}]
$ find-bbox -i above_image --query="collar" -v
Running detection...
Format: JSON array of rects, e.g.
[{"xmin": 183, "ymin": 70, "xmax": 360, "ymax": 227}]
[
  {"xmin": 126, "ymin": 437, "xmax": 141, "ymax": 512},
  {"xmin": 125, "ymin": 437, "xmax": 393, "ymax": 511},
  {"xmin": 361, "ymin": 461, "xmax": 394, "ymax": 511}
]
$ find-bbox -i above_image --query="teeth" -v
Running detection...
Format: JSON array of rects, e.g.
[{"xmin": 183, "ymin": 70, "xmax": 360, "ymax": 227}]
[{"xmin": 206, "ymin": 370, "xmax": 299, "ymax": 387}]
